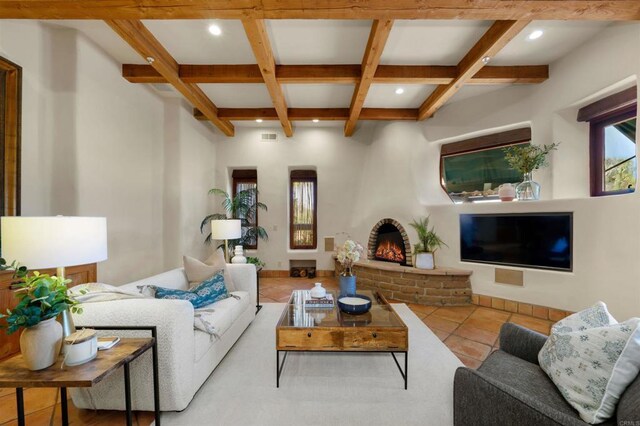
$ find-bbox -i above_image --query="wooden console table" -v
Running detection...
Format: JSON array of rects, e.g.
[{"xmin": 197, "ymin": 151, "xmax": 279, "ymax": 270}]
[{"xmin": 0, "ymin": 326, "xmax": 160, "ymax": 426}]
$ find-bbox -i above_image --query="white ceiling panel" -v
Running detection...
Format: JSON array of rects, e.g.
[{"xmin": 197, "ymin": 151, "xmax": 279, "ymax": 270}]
[
  {"xmin": 43, "ymin": 20, "xmax": 146, "ymax": 64},
  {"xmin": 448, "ymin": 85, "xmax": 510, "ymax": 104},
  {"xmin": 364, "ymin": 85, "xmax": 436, "ymax": 108},
  {"xmin": 142, "ymin": 20, "xmax": 256, "ymax": 64},
  {"xmin": 266, "ymin": 20, "xmax": 372, "ymax": 64},
  {"xmin": 491, "ymin": 21, "xmax": 610, "ymax": 65},
  {"xmin": 380, "ymin": 20, "xmax": 492, "ymax": 65},
  {"xmin": 199, "ymin": 84, "xmax": 273, "ymax": 108},
  {"xmin": 283, "ymin": 84, "xmax": 355, "ymax": 108}
]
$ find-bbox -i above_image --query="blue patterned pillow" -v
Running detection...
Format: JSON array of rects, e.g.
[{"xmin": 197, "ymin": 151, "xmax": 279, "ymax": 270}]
[{"xmin": 154, "ymin": 271, "xmax": 229, "ymax": 309}]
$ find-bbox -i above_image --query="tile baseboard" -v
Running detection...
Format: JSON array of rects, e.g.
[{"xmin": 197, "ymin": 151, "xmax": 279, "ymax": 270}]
[{"xmin": 471, "ymin": 294, "xmax": 572, "ymax": 322}]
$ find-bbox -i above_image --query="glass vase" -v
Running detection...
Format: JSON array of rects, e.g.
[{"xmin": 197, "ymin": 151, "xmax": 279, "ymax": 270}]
[{"xmin": 516, "ymin": 172, "xmax": 540, "ymax": 201}]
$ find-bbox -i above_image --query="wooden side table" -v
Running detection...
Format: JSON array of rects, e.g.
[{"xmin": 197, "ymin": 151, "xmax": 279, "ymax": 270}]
[{"xmin": 0, "ymin": 326, "xmax": 160, "ymax": 426}]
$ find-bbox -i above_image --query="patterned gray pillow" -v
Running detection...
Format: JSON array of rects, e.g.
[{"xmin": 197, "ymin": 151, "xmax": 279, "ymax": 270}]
[
  {"xmin": 540, "ymin": 311, "xmax": 640, "ymax": 424},
  {"xmin": 552, "ymin": 301, "xmax": 617, "ymax": 334}
]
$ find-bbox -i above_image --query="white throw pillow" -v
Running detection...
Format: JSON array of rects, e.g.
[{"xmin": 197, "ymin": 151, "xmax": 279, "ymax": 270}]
[{"xmin": 539, "ymin": 304, "xmax": 640, "ymax": 424}]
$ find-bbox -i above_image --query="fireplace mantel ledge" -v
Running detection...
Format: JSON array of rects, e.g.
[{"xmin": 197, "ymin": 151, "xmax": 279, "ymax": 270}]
[{"xmin": 353, "ymin": 259, "xmax": 472, "ymax": 276}]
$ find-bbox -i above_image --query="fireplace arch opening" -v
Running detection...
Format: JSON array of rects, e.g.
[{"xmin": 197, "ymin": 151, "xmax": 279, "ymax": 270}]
[{"xmin": 367, "ymin": 219, "xmax": 413, "ymax": 267}]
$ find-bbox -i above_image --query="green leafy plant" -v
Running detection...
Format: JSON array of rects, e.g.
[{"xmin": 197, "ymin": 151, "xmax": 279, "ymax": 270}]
[
  {"xmin": 247, "ymin": 257, "xmax": 265, "ymax": 268},
  {"xmin": 409, "ymin": 217, "xmax": 447, "ymax": 254},
  {"xmin": 200, "ymin": 187, "xmax": 269, "ymax": 248},
  {"xmin": 0, "ymin": 272, "xmax": 83, "ymax": 335},
  {"xmin": 0, "ymin": 258, "xmax": 28, "ymax": 280},
  {"xmin": 503, "ymin": 143, "xmax": 560, "ymax": 175}
]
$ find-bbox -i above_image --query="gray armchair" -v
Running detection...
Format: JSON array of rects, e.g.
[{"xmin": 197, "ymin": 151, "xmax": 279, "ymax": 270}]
[{"xmin": 454, "ymin": 323, "xmax": 640, "ymax": 426}]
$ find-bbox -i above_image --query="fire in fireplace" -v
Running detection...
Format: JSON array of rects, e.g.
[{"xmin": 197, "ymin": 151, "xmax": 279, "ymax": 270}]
[
  {"xmin": 374, "ymin": 223, "xmax": 407, "ymax": 265},
  {"xmin": 376, "ymin": 240, "xmax": 405, "ymax": 263}
]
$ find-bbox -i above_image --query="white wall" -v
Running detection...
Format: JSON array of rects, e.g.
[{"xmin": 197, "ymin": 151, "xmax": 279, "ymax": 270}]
[
  {"xmin": 419, "ymin": 23, "xmax": 640, "ymax": 319},
  {"xmin": 0, "ymin": 21, "xmax": 217, "ymax": 284},
  {"xmin": 213, "ymin": 125, "xmax": 370, "ymax": 270}
]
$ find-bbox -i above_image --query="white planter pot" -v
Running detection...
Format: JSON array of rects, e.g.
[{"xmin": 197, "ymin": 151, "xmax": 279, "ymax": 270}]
[
  {"xmin": 415, "ymin": 252, "xmax": 435, "ymax": 270},
  {"xmin": 20, "ymin": 317, "xmax": 63, "ymax": 371}
]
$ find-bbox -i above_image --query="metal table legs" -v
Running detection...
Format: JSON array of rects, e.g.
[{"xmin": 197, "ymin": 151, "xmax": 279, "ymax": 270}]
[{"xmin": 276, "ymin": 350, "xmax": 408, "ymax": 389}]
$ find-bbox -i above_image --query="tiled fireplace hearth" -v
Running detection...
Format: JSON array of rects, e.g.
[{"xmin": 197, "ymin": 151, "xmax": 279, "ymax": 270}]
[{"xmin": 335, "ymin": 259, "xmax": 473, "ymax": 306}]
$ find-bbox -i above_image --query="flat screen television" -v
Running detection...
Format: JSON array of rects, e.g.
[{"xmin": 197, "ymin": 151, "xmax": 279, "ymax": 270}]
[{"xmin": 460, "ymin": 213, "xmax": 573, "ymax": 272}]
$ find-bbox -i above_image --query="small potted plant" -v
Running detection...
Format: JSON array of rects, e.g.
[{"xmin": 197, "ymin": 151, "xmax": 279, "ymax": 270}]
[
  {"xmin": 409, "ymin": 217, "xmax": 447, "ymax": 270},
  {"xmin": 0, "ymin": 272, "xmax": 83, "ymax": 370},
  {"xmin": 503, "ymin": 143, "xmax": 559, "ymax": 201},
  {"xmin": 336, "ymin": 240, "xmax": 364, "ymax": 296}
]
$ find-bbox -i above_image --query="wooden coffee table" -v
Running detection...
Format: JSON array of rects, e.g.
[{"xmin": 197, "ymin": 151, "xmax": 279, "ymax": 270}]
[{"xmin": 275, "ymin": 290, "xmax": 409, "ymax": 389}]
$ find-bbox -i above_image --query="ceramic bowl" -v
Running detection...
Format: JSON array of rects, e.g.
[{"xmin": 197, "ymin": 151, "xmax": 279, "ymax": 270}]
[{"xmin": 338, "ymin": 294, "xmax": 372, "ymax": 315}]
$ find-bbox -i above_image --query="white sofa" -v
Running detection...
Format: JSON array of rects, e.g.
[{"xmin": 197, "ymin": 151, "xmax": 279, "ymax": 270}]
[{"xmin": 70, "ymin": 264, "xmax": 256, "ymax": 412}]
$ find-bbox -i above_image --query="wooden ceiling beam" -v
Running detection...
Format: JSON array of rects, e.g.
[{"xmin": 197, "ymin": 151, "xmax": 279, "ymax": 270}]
[
  {"xmin": 277, "ymin": 65, "xmax": 361, "ymax": 84},
  {"xmin": 418, "ymin": 20, "xmax": 531, "ymax": 120},
  {"xmin": 106, "ymin": 20, "xmax": 234, "ymax": 136},
  {"xmin": 344, "ymin": 19, "xmax": 394, "ymax": 137},
  {"xmin": 124, "ymin": 64, "xmax": 548, "ymax": 85},
  {"xmin": 2, "ymin": 1, "xmax": 639, "ymax": 20},
  {"xmin": 195, "ymin": 107, "xmax": 418, "ymax": 121},
  {"xmin": 242, "ymin": 19, "xmax": 293, "ymax": 137}
]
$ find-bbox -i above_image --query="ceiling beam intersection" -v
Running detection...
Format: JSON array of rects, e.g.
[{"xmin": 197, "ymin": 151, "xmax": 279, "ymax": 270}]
[
  {"xmin": 242, "ymin": 19, "xmax": 294, "ymax": 137},
  {"xmin": 105, "ymin": 19, "xmax": 234, "ymax": 136},
  {"xmin": 417, "ymin": 19, "xmax": 531, "ymax": 120},
  {"xmin": 344, "ymin": 19, "xmax": 394, "ymax": 136}
]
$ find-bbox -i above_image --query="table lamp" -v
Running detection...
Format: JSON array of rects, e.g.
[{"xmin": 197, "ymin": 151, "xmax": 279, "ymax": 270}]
[
  {"xmin": 210, "ymin": 219, "xmax": 241, "ymax": 263},
  {"xmin": 1, "ymin": 216, "xmax": 108, "ymax": 337}
]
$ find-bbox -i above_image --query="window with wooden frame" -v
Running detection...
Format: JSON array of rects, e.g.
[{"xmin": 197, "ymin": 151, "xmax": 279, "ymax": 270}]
[
  {"xmin": 440, "ymin": 128, "xmax": 531, "ymax": 203},
  {"xmin": 1, "ymin": 56, "xmax": 21, "ymax": 217},
  {"xmin": 577, "ymin": 86, "xmax": 637, "ymax": 197},
  {"xmin": 232, "ymin": 169, "xmax": 258, "ymax": 249},
  {"xmin": 290, "ymin": 170, "xmax": 317, "ymax": 250}
]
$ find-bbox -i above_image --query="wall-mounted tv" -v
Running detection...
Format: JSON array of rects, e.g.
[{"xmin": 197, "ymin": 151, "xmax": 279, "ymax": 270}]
[{"xmin": 460, "ymin": 213, "xmax": 573, "ymax": 272}]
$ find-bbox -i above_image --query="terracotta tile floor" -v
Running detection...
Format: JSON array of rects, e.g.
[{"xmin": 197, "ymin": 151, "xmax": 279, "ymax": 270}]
[{"xmin": 261, "ymin": 276, "xmax": 555, "ymax": 370}]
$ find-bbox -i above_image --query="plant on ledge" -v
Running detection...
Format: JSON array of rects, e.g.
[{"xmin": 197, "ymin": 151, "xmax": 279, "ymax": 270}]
[
  {"xmin": 409, "ymin": 216, "xmax": 447, "ymax": 270},
  {"xmin": 200, "ymin": 187, "xmax": 269, "ymax": 248},
  {"xmin": 503, "ymin": 142, "xmax": 559, "ymax": 201}
]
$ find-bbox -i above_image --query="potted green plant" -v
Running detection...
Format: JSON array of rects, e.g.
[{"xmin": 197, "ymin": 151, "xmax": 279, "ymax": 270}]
[
  {"xmin": 409, "ymin": 217, "xmax": 447, "ymax": 270},
  {"xmin": 0, "ymin": 272, "xmax": 83, "ymax": 370},
  {"xmin": 503, "ymin": 143, "xmax": 559, "ymax": 201},
  {"xmin": 200, "ymin": 188, "xmax": 269, "ymax": 250}
]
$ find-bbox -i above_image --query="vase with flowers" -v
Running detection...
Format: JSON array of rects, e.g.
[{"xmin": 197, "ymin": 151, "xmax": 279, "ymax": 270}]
[
  {"xmin": 336, "ymin": 240, "xmax": 364, "ymax": 296},
  {"xmin": 503, "ymin": 142, "xmax": 559, "ymax": 201}
]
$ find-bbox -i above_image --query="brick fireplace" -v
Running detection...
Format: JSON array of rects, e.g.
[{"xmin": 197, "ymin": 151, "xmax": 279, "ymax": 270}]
[{"xmin": 367, "ymin": 218, "xmax": 413, "ymax": 267}]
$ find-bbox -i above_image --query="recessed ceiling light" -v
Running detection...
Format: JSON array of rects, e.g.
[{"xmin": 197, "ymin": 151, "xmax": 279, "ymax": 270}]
[
  {"xmin": 481, "ymin": 56, "xmax": 491, "ymax": 65},
  {"xmin": 312, "ymin": 119, "xmax": 320, "ymax": 123},
  {"xmin": 528, "ymin": 30, "xmax": 544, "ymax": 40},
  {"xmin": 255, "ymin": 119, "xmax": 263, "ymax": 123},
  {"xmin": 395, "ymin": 87, "xmax": 405, "ymax": 95},
  {"xmin": 208, "ymin": 24, "xmax": 222, "ymax": 36}
]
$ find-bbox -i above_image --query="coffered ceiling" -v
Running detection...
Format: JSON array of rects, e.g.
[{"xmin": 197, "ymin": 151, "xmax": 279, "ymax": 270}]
[{"xmin": 3, "ymin": 0, "xmax": 632, "ymax": 137}]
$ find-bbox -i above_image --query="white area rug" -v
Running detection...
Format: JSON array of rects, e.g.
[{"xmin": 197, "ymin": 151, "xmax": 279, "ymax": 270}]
[{"xmin": 161, "ymin": 303, "xmax": 462, "ymax": 426}]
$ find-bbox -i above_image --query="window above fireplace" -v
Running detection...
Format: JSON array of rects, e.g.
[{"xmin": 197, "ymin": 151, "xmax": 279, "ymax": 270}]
[{"xmin": 440, "ymin": 127, "xmax": 531, "ymax": 203}]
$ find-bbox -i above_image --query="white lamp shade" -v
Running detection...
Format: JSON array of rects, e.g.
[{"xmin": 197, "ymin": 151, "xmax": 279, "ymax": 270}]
[
  {"xmin": 210, "ymin": 219, "xmax": 241, "ymax": 240},
  {"xmin": 1, "ymin": 216, "xmax": 108, "ymax": 269}
]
